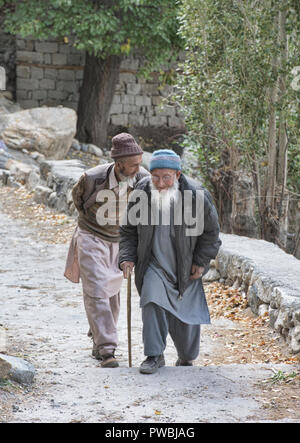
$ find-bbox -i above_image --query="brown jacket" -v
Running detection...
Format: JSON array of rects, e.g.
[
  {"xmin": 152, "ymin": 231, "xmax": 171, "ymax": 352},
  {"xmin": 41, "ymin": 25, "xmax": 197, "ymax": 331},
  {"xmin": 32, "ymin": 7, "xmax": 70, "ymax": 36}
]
[
  {"xmin": 64, "ymin": 162, "xmax": 149, "ymax": 283},
  {"xmin": 72, "ymin": 162, "xmax": 149, "ymax": 242}
]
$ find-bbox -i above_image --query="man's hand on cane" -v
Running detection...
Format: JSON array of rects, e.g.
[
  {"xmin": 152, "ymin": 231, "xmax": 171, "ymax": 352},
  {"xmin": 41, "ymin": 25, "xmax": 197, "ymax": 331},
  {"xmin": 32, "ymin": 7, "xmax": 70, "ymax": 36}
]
[{"xmin": 121, "ymin": 261, "xmax": 135, "ymax": 279}]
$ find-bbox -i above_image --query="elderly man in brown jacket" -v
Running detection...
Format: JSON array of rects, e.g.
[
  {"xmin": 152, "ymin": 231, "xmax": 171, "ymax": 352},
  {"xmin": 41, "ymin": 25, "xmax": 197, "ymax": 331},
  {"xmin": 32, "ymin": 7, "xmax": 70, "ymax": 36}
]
[{"xmin": 64, "ymin": 133, "xmax": 148, "ymax": 368}]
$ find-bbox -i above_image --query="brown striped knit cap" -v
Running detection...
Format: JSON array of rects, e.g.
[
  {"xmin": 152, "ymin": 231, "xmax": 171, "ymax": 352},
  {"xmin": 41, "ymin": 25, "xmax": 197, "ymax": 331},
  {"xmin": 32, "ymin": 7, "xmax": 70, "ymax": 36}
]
[{"xmin": 110, "ymin": 133, "xmax": 143, "ymax": 159}]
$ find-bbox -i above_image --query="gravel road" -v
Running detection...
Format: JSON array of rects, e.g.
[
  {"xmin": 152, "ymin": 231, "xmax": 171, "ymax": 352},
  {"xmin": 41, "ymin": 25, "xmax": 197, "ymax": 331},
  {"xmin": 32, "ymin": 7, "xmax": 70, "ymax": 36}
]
[{"xmin": 0, "ymin": 207, "xmax": 299, "ymax": 423}]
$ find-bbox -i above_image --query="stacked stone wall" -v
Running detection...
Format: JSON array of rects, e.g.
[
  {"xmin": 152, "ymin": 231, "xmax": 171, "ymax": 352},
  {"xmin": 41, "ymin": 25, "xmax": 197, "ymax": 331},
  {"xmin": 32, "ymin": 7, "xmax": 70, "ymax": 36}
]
[
  {"xmin": 15, "ymin": 37, "xmax": 185, "ymax": 136},
  {"xmin": 16, "ymin": 37, "xmax": 84, "ymax": 110}
]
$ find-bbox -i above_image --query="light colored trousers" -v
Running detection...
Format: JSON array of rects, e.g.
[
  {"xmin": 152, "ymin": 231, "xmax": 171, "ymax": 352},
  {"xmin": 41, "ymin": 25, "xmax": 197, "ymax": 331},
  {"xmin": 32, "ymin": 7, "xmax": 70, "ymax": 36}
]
[
  {"xmin": 83, "ymin": 293, "xmax": 120, "ymax": 355},
  {"xmin": 77, "ymin": 228, "xmax": 123, "ymax": 356}
]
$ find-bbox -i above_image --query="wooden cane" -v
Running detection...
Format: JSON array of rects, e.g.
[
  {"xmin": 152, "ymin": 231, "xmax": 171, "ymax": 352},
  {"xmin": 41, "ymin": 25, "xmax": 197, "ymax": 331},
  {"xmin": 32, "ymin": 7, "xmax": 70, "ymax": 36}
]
[{"xmin": 127, "ymin": 267, "xmax": 132, "ymax": 368}]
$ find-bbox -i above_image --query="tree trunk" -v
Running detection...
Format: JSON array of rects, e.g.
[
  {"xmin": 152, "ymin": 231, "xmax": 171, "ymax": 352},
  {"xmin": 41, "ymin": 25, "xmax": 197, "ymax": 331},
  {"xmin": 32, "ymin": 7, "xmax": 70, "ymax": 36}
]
[
  {"xmin": 276, "ymin": 6, "xmax": 289, "ymax": 250},
  {"xmin": 277, "ymin": 7, "xmax": 288, "ymax": 189},
  {"xmin": 76, "ymin": 53, "xmax": 122, "ymax": 148},
  {"xmin": 231, "ymin": 169, "xmax": 258, "ymax": 238},
  {"xmin": 262, "ymin": 6, "xmax": 290, "ymax": 248},
  {"xmin": 262, "ymin": 11, "xmax": 280, "ymax": 241},
  {"xmin": 266, "ymin": 82, "xmax": 278, "ymax": 211}
]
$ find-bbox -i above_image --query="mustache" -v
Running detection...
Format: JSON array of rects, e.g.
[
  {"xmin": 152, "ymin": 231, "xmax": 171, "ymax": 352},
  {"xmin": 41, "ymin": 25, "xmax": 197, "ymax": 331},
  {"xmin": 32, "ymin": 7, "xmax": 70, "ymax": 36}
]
[
  {"xmin": 118, "ymin": 171, "xmax": 135, "ymax": 186},
  {"xmin": 150, "ymin": 179, "xmax": 180, "ymax": 213},
  {"xmin": 150, "ymin": 178, "xmax": 179, "ymax": 194}
]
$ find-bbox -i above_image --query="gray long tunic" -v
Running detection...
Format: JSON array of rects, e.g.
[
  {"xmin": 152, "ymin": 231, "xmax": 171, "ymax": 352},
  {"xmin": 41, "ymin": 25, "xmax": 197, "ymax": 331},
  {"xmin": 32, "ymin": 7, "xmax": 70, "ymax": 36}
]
[{"xmin": 140, "ymin": 220, "xmax": 211, "ymax": 325}]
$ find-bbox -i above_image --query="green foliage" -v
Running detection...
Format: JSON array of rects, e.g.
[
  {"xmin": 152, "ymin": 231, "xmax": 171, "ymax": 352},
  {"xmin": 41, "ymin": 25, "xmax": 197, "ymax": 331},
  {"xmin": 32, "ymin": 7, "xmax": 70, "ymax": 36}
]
[
  {"xmin": 174, "ymin": 0, "xmax": 300, "ymax": 194},
  {"xmin": 267, "ymin": 369, "xmax": 299, "ymax": 384},
  {"xmin": 0, "ymin": 377, "xmax": 10, "ymax": 387},
  {"xmin": 2, "ymin": 0, "xmax": 183, "ymax": 70}
]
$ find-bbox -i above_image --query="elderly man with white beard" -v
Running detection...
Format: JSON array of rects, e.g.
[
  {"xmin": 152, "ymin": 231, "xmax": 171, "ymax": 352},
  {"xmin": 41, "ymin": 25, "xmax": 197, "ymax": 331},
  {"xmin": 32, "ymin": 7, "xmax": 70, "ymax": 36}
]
[{"xmin": 119, "ymin": 149, "xmax": 222, "ymax": 374}]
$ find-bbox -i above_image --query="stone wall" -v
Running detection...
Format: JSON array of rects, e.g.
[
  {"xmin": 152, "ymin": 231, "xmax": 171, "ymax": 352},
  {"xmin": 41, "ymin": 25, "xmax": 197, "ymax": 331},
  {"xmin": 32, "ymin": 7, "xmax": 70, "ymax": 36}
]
[
  {"xmin": 15, "ymin": 36, "xmax": 185, "ymax": 142},
  {"xmin": 207, "ymin": 234, "xmax": 300, "ymax": 354},
  {"xmin": 16, "ymin": 37, "xmax": 84, "ymax": 110}
]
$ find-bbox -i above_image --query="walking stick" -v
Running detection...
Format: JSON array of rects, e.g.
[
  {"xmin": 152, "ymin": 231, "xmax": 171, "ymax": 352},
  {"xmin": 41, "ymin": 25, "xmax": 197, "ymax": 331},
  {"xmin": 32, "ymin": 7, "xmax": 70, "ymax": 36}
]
[{"xmin": 126, "ymin": 268, "xmax": 132, "ymax": 368}]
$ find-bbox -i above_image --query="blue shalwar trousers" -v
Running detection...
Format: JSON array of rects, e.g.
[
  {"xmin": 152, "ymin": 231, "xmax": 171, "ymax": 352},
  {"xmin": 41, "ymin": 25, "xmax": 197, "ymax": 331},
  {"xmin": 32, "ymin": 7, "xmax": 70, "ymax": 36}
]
[{"xmin": 142, "ymin": 302, "xmax": 201, "ymax": 360}]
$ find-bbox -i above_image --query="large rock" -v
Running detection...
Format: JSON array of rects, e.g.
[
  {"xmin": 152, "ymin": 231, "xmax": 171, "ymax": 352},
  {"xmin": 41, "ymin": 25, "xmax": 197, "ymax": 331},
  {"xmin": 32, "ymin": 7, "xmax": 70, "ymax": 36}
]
[
  {"xmin": 0, "ymin": 94, "xmax": 22, "ymax": 115},
  {"xmin": 39, "ymin": 159, "xmax": 87, "ymax": 214},
  {"xmin": 87, "ymin": 143, "xmax": 103, "ymax": 157},
  {"xmin": 0, "ymin": 106, "xmax": 77, "ymax": 160},
  {"xmin": 26, "ymin": 170, "xmax": 40, "ymax": 191},
  {"xmin": 0, "ymin": 353, "xmax": 35, "ymax": 385},
  {"xmin": 33, "ymin": 185, "xmax": 53, "ymax": 205},
  {"xmin": 0, "ymin": 140, "xmax": 13, "ymax": 169},
  {"xmin": 0, "ymin": 357, "xmax": 11, "ymax": 380},
  {"xmin": 5, "ymin": 158, "xmax": 39, "ymax": 184},
  {"xmin": 0, "ymin": 153, "xmax": 10, "ymax": 170}
]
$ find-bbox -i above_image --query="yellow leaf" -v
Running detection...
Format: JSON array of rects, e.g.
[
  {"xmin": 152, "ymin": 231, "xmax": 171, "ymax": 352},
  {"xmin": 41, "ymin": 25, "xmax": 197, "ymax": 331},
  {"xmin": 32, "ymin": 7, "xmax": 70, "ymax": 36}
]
[
  {"xmin": 121, "ymin": 39, "xmax": 131, "ymax": 55},
  {"xmin": 154, "ymin": 410, "xmax": 161, "ymax": 415},
  {"xmin": 64, "ymin": 36, "xmax": 69, "ymax": 44}
]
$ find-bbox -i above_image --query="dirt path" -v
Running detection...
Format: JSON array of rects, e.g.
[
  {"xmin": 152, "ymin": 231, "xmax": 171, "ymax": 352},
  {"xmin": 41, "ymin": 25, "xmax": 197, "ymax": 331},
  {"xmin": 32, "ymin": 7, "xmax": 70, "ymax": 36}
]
[{"xmin": 0, "ymin": 186, "xmax": 299, "ymax": 423}]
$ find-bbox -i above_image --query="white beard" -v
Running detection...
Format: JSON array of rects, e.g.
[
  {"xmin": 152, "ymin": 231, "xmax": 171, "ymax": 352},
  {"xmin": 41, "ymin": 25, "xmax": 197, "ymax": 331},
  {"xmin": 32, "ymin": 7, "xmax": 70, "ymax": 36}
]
[{"xmin": 150, "ymin": 178, "xmax": 180, "ymax": 223}]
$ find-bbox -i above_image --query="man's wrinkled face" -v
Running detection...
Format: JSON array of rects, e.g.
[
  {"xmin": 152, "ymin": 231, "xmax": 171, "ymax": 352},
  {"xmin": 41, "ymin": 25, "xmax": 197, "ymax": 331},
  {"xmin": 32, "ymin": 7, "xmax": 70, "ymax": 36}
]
[
  {"xmin": 117, "ymin": 155, "xmax": 143, "ymax": 179},
  {"xmin": 151, "ymin": 168, "xmax": 181, "ymax": 192}
]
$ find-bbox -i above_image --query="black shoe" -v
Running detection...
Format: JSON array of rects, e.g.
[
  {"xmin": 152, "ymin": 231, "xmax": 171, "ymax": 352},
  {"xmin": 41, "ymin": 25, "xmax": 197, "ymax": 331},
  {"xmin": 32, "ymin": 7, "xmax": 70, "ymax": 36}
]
[
  {"xmin": 100, "ymin": 353, "xmax": 119, "ymax": 368},
  {"xmin": 139, "ymin": 355, "xmax": 165, "ymax": 374},
  {"xmin": 92, "ymin": 338, "xmax": 102, "ymax": 361},
  {"xmin": 175, "ymin": 358, "xmax": 193, "ymax": 366},
  {"xmin": 92, "ymin": 348, "xmax": 102, "ymax": 361}
]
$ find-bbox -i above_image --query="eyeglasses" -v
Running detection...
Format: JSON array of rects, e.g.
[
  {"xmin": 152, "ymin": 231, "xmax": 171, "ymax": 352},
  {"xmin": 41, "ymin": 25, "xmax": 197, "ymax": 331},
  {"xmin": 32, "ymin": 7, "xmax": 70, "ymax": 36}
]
[{"xmin": 151, "ymin": 175, "xmax": 175, "ymax": 183}]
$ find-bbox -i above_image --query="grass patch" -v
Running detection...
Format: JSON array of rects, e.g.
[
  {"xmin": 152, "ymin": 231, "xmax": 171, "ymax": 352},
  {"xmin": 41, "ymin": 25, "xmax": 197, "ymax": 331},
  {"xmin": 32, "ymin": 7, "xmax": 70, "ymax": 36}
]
[
  {"xmin": 0, "ymin": 378, "xmax": 11, "ymax": 388},
  {"xmin": 267, "ymin": 369, "xmax": 299, "ymax": 384}
]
